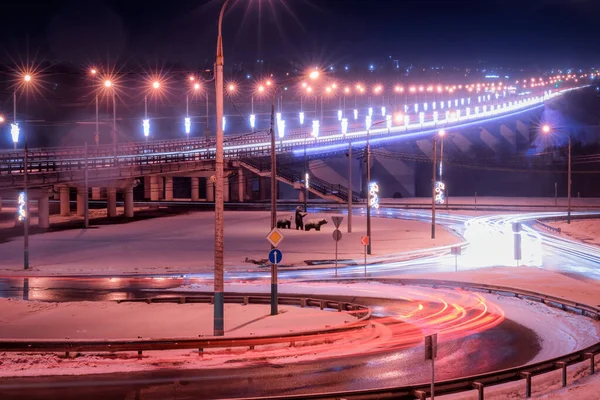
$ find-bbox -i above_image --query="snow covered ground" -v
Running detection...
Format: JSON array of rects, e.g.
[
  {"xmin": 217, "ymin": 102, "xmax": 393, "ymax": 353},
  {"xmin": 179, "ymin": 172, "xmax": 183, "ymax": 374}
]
[
  {"xmin": 548, "ymin": 219, "xmax": 600, "ymax": 247},
  {"xmin": 0, "ymin": 210, "xmax": 460, "ymax": 276},
  {"xmin": 382, "ymin": 197, "xmax": 600, "ymax": 208},
  {"xmin": 0, "ymin": 299, "xmax": 354, "ymax": 340}
]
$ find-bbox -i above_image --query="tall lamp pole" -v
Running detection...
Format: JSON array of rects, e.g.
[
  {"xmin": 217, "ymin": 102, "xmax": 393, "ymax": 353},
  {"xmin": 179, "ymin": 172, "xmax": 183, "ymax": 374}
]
[
  {"xmin": 213, "ymin": 0, "xmax": 232, "ymax": 336},
  {"xmin": 542, "ymin": 124, "xmax": 571, "ymax": 224},
  {"xmin": 431, "ymin": 137, "xmax": 437, "ymax": 239}
]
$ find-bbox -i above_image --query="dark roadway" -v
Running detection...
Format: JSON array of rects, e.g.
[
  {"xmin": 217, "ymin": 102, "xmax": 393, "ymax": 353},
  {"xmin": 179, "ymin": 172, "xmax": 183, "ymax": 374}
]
[{"xmin": 0, "ymin": 278, "xmax": 540, "ymax": 400}]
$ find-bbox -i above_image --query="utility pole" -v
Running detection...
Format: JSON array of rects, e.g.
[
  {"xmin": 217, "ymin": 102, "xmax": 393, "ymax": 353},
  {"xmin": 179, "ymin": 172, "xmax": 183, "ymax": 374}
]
[
  {"xmin": 366, "ymin": 129, "xmax": 372, "ymax": 254},
  {"xmin": 432, "ymin": 138, "xmax": 437, "ymax": 239},
  {"xmin": 213, "ymin": 0, "xmax": 232, "ymax": 337},
  {"xmin": 567, "ymin": 135, "xmax": 571, "ymax": 224},
  {"xmin": 84, "ymin": 142, "xmax": 89, "ymax": 229},
  {"xmin": 348, "ymin": 143, "xmax": 353, "ymax": 233}
]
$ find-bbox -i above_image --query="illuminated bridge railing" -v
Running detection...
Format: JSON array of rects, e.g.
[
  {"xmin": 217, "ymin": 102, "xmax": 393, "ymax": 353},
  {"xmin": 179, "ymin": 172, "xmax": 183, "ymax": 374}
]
[{"xmin": 0, "ymin": 85, "xmax": 587, "ymax": 177}]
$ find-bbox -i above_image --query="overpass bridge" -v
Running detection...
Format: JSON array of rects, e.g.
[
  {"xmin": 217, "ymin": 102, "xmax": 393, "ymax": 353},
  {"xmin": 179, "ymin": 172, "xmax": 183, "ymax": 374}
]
[{"xmin": 0, "ymin": 86, "xmax": 586, "ymax": 229}]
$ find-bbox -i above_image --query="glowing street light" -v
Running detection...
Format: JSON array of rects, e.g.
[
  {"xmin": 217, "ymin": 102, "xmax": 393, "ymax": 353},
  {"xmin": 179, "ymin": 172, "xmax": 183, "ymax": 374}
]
[
  {"xmin": 24, "ymin": 74, "xmax": 32, "ymax": 82},
  {"xmin": 152, "ymin": 81, "xmax": 160, "ymax": 89},
  {"xmin": 90, "ymin": 68, "xmax": 97, "ymax": 75},
  {"xmin": 311, "ymin": 120, "xmax": 320, "ymax": 137},
  {"xmin": 250, "ymin": 114, "xmax": 256, "ymax": 129},
  {"xmin": 277, "ymin": 119, "xmax": 285, "ymax": 139}
]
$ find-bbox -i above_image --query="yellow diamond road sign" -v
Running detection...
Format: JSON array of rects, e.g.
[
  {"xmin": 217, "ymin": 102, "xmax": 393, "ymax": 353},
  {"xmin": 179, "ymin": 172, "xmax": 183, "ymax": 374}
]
[{"xmin": 266, "ymin": 228, "xmax": 284, "ymax": 248}]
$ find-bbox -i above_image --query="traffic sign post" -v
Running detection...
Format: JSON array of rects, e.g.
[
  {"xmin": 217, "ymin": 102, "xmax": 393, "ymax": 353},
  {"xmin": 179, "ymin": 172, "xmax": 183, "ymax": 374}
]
[
  {"xmin": 425, "ymin": 333, "xmax": 438, "ymax": 400},
  {"xmin": 450, "ymin": 246, "xmax": 461, "ymax": 272},
  {"xmin": 266, "ymin": 229, "xmax": 285, "ymax": 316},
  {"xmin": 331, "ymin": 216, "xmax": 344, "ymax": 277},
  {"xmin": 513, "ymin": 222, "xmax": 522, "ymax": 267},
  {"xmin": 360, "ymin": 236, "xmax": 369, "ymax": 277},
  {"xmin": 332, "ymin": 228, "xmax": 342, "ymax": 277}
]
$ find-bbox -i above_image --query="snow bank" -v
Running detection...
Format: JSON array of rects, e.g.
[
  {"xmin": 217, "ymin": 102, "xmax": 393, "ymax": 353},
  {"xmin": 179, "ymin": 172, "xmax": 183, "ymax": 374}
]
[{"xmin": 0, "ymin": 299, "xmax": 354, "ymax": 340}]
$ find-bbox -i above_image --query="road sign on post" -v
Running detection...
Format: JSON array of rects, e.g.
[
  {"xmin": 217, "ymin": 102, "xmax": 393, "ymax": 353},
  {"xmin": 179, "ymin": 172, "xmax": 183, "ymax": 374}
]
[
  {"xmin": 451, "ymin": 246, "xmax": 461, "ymax": 272},
  {"xmin": 331, "ymin": 215, "xmax": 343, "ymax": 229},
  {"xmin": 266, "ymin": 229, "xmax": 284, "ymax": 316},
  {"xmin": 512, "ymin": 222, "xmax": 522, "ymax": 266},
  {"xmin": 425, "ymin": 333, "xmax": 438, "ymax": 400},
  {"xmin": 360, "ymin": 236, "xmax": 369, "ymax": 277},
  {"xmin": 266, "ymin": 228, "xmax": 284, "ymax": 248},
  {"xmin": 332, "ymin": 229, "xmax": 343, "ymax": 277},
  {"xmin": 268, "ymin": 249, "xmax": 283, "ymax": 264}
]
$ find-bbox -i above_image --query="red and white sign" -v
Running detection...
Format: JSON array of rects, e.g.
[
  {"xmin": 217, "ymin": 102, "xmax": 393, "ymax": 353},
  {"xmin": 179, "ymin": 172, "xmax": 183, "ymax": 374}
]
[{"xmin": 360, "ymin": 236, "xmax": 370, "ymax": 246}]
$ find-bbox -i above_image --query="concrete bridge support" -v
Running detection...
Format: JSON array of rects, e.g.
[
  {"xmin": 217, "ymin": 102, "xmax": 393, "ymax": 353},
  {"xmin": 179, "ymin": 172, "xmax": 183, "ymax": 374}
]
[
  {"xmin": 124, "ymin": 185, "xmax": 134, "ymax": 218},
  {"xmin": 259, "ymin": 177, "xmax": 269, "ymax": 201},
  {"xmin": 191, "ymin": 177, "xmax": 200, "ymax": 201},
  {"xmin": 76, "ymin": 188, "xmax": 87, "ymax": 217},
  {"xmin": 91, "ymin": 187, "xmax": 102, "ymax": 200},
  {"xmin": 59, "ymin": 186, "xmax": 70, "ymax": 216},
  {"xmin": 237, "ymin": 169, "xmax": 245, "ymax": 202},
  {"xmin": 150, "ymin": 176, "xmax": 159, "ymax": 201},
  {"xmin": 224, "ymin": 179, "xmax": 230, "ymax": 202},
  {"xmin": 38, "ymin": 193, "xmax": 50, "ymax": 229},
  {"xmin": 107, "ymin": 188, "xmax": 117, "ymax": 218},
  {"xmin": 164, "ymin": 176, "xmax": 174, "ymax": 201},
  {"xmin": 144, "ymin": 176, "xmax": 152, "ymax": 200},
  {"xmin": 207, "ymin": 180, "xmax": 215, "ymax": 202}
]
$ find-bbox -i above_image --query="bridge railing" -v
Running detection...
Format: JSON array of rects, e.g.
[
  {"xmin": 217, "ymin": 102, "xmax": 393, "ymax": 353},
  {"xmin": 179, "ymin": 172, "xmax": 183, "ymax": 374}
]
[{"xmin": 0, "ymin": 85, "xmax": 587, "ymax": 179}]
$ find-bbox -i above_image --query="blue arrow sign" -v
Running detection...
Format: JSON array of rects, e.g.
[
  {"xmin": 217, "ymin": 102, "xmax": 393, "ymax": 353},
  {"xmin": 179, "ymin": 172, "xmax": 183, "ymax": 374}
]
[{"xmin": 269, "ymin": 249, "xmax": 283, "ymax": 264}]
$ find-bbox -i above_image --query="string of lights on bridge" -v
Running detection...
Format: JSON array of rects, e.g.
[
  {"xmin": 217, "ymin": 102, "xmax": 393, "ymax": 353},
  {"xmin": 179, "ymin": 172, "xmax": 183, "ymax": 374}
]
[{"xmin": 0, "ymin": 66, "xmax": 592, "ymax": 147}]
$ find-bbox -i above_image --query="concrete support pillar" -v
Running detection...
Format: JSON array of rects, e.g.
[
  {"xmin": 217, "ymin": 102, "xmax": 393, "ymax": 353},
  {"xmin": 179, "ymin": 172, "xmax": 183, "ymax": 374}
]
[
  {"xmin": 59, "ymin": 186, "xmax": 70, "ymax": 216},
  {"xmin": 38, "ymin": 194, "xmax": 50, "ymax": 229},
  {"xmin": 207, "ymin": 181, "xmax": 215, "ymax": 202},
  {"xmin": 237, "ymin": 169, "xmax": 245, "ymax": 202},
  {"xmin": 107, "ymin": 188, "xmax": 117, "ymax": 218},
  {"xmin": 158, "ymin": 177, "xmax": 165, "ymax": 200},
  {"xmin": 224, "ymin": 178, "xmax": 230, "ymax": 202},
  {"xmin": 124, "ymin": 185, "xmax": 134, "ymax": 218},
  {"xmin": 164, "ymin": 176, "xmax": 174, "ymax": 201},
  {"xmin": 76, "ymin": 188, "xmax": 87, "ymax": 217},
  {"xmin": 191, "ymin": 177, "xmax": 200, "ymax": 202},
  {"xmin": 298, "ymin": 189, "xmax": 306, "ymax": 203},
  {"xmin": 91, "ymin": 187, "xmax": 101, "ymax": 200},
  {"xmin": 259, "ymin": 177, "xmax": 268, "ymax": 200},
  {"xmin": 144, "ymin": 176, "xmax": 152, "ymax": 200},
  {"xmin": 150, "ymin": 176, "xmax": 159, "ymax": 201}
]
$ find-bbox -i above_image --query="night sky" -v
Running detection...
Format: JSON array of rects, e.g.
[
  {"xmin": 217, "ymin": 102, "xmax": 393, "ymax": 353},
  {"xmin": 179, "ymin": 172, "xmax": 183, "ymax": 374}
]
[{"xmin": 1, "ymin": 0, "xmax": 599, "ymax": 67}]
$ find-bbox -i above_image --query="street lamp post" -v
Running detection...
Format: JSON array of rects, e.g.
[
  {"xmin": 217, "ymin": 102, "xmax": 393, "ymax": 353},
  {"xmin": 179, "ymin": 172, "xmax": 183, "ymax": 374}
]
[
  {"xmin": 213, "ymin": 0, "xmax": 232, "ymax": 336},
  {"xmin": 431, "ymin": 137, "xmax": 437, "ymax": 239},
  {"xmin": 269, "ymin": 71, "xmax": 318, "ymax": 315},
  {"xmin": 542, "ymin": 124, "xmax": 572, "ymax": 224}
]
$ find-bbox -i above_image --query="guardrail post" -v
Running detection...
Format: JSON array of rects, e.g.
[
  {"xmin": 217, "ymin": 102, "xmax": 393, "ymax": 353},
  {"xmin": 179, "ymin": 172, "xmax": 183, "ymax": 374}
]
[
  {"xmin": 472, "ymin": 382, "xmax": 484, "ymax": 400},
  {"xmin": 301, "ymin": 298, "xmax": 307, "ymax": 308},
  {"xmin": 585, "ymin": 353, "xmax": 595, "ymax": 375},
  {"xmin": 243, "ymin": 296, "xmax": 249, "ymax": 306},
  {"xmin": 520, "ymin": 372, "xmax": 532, "ymax": 397},
  {"xmin": 210, "ymin": 296, "xmax": 214, "ymax": 305},
  {"xmin": 198, "ymin": 348, "xmax": 203, "ymax": 357},
  {"xmin": 411, "ymin": 390, "xmax": 427, "ymax": 400},
  {"xmin": 320, "ymin": 301, "xmax": 324, "ymax": 310},
  {"xmin": 138, "ymin": 350, "xmax": 142, "ymax": 360},
  {"xmin": 556, "ymin": 362, "xmax": 567, "ymax": 387},
  {"xmin": 338, "ymin": 302, "xmax": 344, "ymax": 312},
  {"xmin": 179, "ymin": 297, "xmax": 185, "ymax": 304}
]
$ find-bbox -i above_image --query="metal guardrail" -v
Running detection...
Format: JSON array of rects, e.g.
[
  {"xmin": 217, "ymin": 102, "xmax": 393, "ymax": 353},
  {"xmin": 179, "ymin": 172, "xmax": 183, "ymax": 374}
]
[
  {"xmin": 234, "ymin": 279, "xmax": 599, "ymax": 400},
  {"xmin": 0, "ymin": 295, "xmax": 371, "ymax": 356},
  {"xmin": 535, "ymin": 219, "xmax": 562, "ymax": 233}
]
